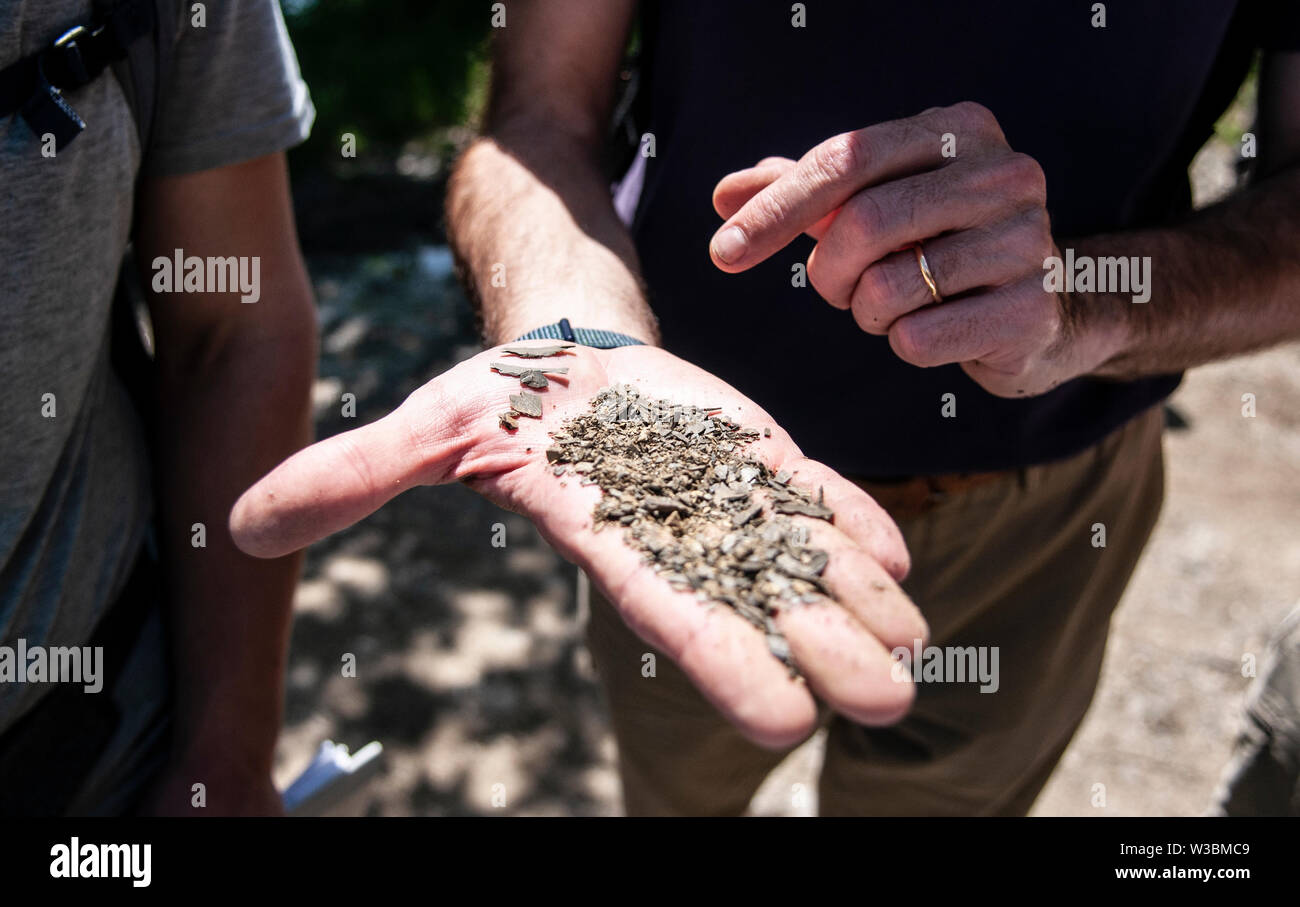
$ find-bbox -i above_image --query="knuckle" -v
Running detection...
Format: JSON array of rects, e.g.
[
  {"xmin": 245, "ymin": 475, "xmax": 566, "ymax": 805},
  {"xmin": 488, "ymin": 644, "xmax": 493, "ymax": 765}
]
[
  {"xmin": 1026, "ymin": 210, "xmax": 1055, "ymax": 263},
  {"xmin": 952, "ymin": 100, "xmax": 1001, "ymax": 137},
  {"xmin": 807, "ymin": 249, "xmax": 844, "ymax": 307},
  {"xmin": 1031, "ymin": 205, "xmax": 1053, "ymax": 235},
  {"xmin": 812, "ymin": 131, "xmax": 869, "ymax": 181},
  {"xmin": 807, "ymin": 251, "xmax": 831, "ymax": 297},
  {"xmin": 888, "ymin": 319, "xmax": 932, "ymax": 366},
  {"xmin": 860, "ymin": 260, "xmax": 903, "ymax": 310},
  {"xmin": 1005, "ymin": 211, "xmax": 1054, "ymax": 270},
  {"xmin": 965, "ymin": 153, "xmax": 1046, "ymax": 208},
  {"xmin": 850, "ymin": 271, "xmax": 896, "ymax": 334},
  {"xmin": 843, "ymin": 190, "xmax": 887, "ymax": 242},
  {"xmin": 749, "ymin": 188, "xmax": 792, "ymax": 233},
  {"xmin": 850, "ymin": 300, "xmax": 879, "ymax": 334},
  {"xmin": 896, "ymin": 114, "xmax": 932, "ymax": 147},
  {"xmin": 912, "ymin": 108, "xmax": 953, "ymax": 146},
  {"xmin": 1005, "ymin": 152, "xmax": 1047, "ymax": 202}
]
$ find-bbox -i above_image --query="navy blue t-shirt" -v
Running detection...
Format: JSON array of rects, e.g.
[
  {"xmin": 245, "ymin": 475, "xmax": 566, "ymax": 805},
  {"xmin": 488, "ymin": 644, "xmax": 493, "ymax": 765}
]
[{"xmin": 629, "ymin": 0, "xmax": 1297, "ymax": 476}]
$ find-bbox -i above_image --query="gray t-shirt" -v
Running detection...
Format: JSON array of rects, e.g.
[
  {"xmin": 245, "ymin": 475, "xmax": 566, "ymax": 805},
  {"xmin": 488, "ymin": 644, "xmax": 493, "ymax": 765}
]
[{"xmin": 0, "ymin": 0, "xmax": 314, "ymax": 810}]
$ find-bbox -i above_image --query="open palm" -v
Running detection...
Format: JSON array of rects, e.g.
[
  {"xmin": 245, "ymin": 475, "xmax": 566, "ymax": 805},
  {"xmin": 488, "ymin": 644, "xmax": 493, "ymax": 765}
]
[{"xmin": 231, "ymin": 343, "xmax": 927, "ymax": 747}]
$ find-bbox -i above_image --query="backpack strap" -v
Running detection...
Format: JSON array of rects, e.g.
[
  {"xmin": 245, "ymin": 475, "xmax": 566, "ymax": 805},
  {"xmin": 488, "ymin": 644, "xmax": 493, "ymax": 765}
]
[
  {"xmin": 0, "ymin": 0, "xmax": 156, "ymax": 150},
  {"xmin": 108, "ymin": 0, "xmax": 178, "ymax": 159},
  {"xmin": 104, "ymin": 1, "xmax": 180, "ymax": 437}
]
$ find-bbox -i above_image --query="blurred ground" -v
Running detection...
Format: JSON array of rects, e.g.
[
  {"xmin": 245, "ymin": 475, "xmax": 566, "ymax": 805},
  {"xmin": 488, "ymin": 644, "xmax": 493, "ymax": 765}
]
[
  {"xmin": 271, "ymin": 249, "xmax": 620, "ymax": 815},
  {"xmin": 271, "ymin": 81, "xmax": 1298, "ymax": 816}
]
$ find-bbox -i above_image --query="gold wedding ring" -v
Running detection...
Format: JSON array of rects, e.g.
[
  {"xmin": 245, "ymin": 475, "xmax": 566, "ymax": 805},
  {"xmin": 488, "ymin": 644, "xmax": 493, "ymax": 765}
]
[{"xmin": 912, "ymin": 242, "xmax": 942, "ymax": 303}]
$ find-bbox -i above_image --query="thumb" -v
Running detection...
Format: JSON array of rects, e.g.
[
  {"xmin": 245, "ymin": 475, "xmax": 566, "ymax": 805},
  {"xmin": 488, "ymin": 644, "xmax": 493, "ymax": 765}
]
[{"xmin": 230, "ymin": 403, "xmax": 444, "ymax": 558}]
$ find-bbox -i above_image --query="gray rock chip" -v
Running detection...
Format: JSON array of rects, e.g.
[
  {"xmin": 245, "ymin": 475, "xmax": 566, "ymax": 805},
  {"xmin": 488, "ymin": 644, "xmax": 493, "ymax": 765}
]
[
  {"xmin": 500, "ymin": 343, "xmax": 576, "ymax": 358},
  {"xmin": 509, "ymin": 392, "xmax": 543, "ymax": 417}
]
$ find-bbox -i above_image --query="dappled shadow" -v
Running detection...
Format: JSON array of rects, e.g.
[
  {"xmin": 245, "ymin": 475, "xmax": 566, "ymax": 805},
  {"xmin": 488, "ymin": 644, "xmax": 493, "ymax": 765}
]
[{"xmin": 273, "ymin": 247, "xmax": 619, "ymax": 815}]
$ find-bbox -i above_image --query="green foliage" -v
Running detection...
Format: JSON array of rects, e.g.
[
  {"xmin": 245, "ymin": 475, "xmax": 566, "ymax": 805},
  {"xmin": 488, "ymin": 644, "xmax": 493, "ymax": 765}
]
[
  {"xmin": 1211, "ymin": 55, "xmax": 1258, "ymax": 146},
  {"xmin": 282, "ymin": 0, "xmax": 491, "ymax": 162}
]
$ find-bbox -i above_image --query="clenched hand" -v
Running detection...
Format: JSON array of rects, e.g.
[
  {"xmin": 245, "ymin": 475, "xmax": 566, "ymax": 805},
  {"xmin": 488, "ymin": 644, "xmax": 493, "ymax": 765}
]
[{"xmin": 710, "ymin": 102, "xmax": 1122, "ymax": 397}]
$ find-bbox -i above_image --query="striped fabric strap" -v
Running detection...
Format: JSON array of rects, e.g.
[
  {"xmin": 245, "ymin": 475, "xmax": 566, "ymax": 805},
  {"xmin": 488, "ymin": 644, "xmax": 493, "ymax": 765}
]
[{"xmin": 513, "ymin": 318, "xmax": 646, "ymax": 349}]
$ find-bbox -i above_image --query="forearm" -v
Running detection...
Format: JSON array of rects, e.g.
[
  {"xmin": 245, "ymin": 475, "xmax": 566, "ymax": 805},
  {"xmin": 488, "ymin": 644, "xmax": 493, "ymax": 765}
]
[
  {"xmin": 153, "ymin": 324, "xmax": 315, "ymax": 778},
  {"xmin": 1069, "ymin": 165, "xmax": 1300, "ymax": 378},
  {"xmin": 447, "ymin": 124, "xmax": 658, "ymax": 346}
]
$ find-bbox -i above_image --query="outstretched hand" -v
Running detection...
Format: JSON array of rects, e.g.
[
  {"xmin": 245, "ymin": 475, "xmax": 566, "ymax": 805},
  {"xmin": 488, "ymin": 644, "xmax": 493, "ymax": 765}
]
[{"xmin": 231, "ymin": 343, "xmax": 927, "ymax": 748}]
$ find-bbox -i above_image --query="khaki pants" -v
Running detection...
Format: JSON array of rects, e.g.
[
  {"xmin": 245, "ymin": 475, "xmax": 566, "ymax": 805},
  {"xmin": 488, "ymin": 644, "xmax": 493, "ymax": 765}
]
[{"xmin": 583, "ymin": 406, "xmax": 1166, "ymax": 816}]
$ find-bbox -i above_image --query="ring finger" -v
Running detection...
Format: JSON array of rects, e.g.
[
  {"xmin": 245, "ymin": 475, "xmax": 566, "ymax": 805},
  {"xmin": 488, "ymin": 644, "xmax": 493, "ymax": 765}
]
[{"xmin": 848, "ymin": 209, "xmax": 1048, "ymax": 334}]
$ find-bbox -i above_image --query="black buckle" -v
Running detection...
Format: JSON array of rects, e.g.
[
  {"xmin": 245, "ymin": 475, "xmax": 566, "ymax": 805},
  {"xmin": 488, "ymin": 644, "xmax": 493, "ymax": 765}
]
[{"xmin": 20, "ymin": 28, "xmax": 92, "ymax": 152}]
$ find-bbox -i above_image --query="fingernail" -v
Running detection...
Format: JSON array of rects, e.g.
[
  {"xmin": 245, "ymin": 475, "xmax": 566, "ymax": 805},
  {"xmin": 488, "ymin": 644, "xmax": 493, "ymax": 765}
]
[{"xmin": 712, "ymin": 226, "xmax": 747, "ymax": 264}]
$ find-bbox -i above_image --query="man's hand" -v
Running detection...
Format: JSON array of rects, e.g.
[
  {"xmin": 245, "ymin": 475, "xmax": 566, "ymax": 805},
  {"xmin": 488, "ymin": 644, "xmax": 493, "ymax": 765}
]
[
  {"xmin": 231, "ymin": 344, "xmax": 927, "ymax": 749},
  {"xmin": 710, "ymin": 102, "xmax": 1122, "ymax": 397}
]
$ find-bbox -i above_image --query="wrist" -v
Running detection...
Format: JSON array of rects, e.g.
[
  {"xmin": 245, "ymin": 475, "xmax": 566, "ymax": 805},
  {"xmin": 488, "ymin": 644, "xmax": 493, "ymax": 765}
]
[
  {"xmin": 484, "ymin": 291, "xmax": 660, "ymax": 347},
  {"xmin": 1055, "ymin": 232, "xmax": 1168, "ymax": 379},
  {"xmin": 513, "ymin": 317, "xmax": 649, "ymax": 349},
  {"xmin": 169, "ymin": 731, "xmax": 276, "ymax": 784},
  {"xmin": 1058, "ymin": 280, "xmax": 1140, "ymax": 379}
]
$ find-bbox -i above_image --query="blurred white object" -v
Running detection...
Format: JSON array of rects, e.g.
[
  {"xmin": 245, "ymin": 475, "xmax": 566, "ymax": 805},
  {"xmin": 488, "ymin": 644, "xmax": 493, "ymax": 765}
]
[
  {"xmin": 1207, "ymin": 604, "xmax": 1300, "ymax": 816},
  {"xmin": 281, "ymin": 740, "xmax": 384, "ymax": 816}
]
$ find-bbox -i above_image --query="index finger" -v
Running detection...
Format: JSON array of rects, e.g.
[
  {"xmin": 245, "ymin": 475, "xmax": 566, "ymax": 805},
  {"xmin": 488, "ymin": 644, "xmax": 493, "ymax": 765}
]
[{"xmin": 708, "ymin": 113, "xmax": 948, "ymax": 272}]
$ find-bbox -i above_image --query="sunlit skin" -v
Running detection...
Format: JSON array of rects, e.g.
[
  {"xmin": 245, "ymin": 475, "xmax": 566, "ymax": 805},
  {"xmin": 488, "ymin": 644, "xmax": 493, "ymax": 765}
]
[
  {"xmin": 231, "ymin": 342, "xmax": 928, "ymax": 749},
  {"xmin": 708, "ymin": 102, "xmax": 1120, "ymax": 399},
  {"xmin": 707, "ymin": 88, "xmax": 1300, "ymax": 389}
]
